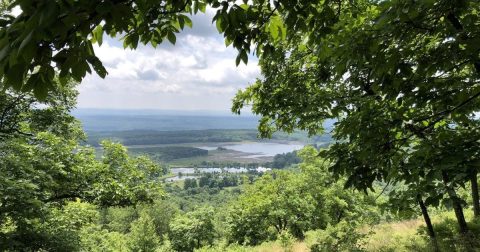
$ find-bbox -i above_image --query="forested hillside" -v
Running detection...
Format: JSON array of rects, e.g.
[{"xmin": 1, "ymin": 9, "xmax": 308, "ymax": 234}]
[
  {"xmin": 85, "ymin": 129, "xmax": 324, "ymax": 146},
  {"xmin": 1, "ymin": 0, "xmax": 480, "ymax": 251}
]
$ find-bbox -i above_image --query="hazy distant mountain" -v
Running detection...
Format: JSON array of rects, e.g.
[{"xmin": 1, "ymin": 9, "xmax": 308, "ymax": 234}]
[
  {"xmin": 73, "ymin": 109, "xmax": 260, "ymax": 132},
  {"xmin": 73, "ymin": 108, "xmax": 336, "ymax": 132}
]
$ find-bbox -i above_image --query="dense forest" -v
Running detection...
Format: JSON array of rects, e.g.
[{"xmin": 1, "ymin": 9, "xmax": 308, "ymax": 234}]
[
  {"xmin": 129, "ymin": 146, "xmax": 209, "ymax": 162},
  {"xmin": 1, "ymin": 0, "xmax": 480, "ymax": 251},
  {"xmin": 85, "ymin": 129, "xmax": 326, "ymax": 147}
]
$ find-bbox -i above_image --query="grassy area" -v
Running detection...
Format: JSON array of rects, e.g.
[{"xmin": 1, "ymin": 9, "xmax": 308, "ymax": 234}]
[
  {"xmin": 196, "ymin": 241, "xmax": 308, "ymax": 252},
  {"xmin": 363, "ymin": 218, "xmax": 427, "ymax": 251},
  {"xmin": 363, "ymin": 209, "xmax": 480, "ymax": 251},
  {"xmin": 218, "ymin": 210, "xmax": 479, "ymax": 252}
]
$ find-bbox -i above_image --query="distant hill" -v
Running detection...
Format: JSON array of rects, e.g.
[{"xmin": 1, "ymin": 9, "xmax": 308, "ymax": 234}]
[
  {"xmin": 73, "ymin": 108, "xmax": 336, "ymax": 132},
  {"xmin": 74, "ymin": 109, "xmax": 334, "ymax": 147},
  {"xmin": 85, "ymin": 129, "xmax": 333, "ymax": 147},
  {"xmin": 73, "ymin": 109, "xmax": 260, "ymax": 132}
]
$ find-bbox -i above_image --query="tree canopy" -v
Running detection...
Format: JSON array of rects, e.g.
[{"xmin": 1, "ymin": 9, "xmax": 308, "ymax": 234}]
[
  {"xmin": 2, "ymin": 0, "xmax": 480, "ymax": 243},
  {"xmin": 0, "ymin": 79, "xmax": 164, "ymax": 250},
  {"xmin": 229, "ymin": 0, "xmax": 480, "ymax": 236}
]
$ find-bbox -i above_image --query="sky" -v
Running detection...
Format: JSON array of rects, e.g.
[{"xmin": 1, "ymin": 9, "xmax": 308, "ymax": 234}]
[{"xmin": 77, "ymin": 9, "xmax": 260, "ymax": 111}]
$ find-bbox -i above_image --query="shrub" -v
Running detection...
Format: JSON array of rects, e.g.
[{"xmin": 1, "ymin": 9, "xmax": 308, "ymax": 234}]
[
  {"xmin": 169, "ymin": 207, "xmax": 216, "ymax": 252},
  {"xmin": 305, "ymin": 221, "xmax": 366, "ymax": 252},
  {"xmin": 80, "ymin": 225, "xmax": 129, "ymax": 252},
  {"xmin": 278, "ymin": 230, "xmax": 295, "ymax": 252},
  {"xmin": 128, "ymin": 212, "xmax": 160, "ymax": 252}
]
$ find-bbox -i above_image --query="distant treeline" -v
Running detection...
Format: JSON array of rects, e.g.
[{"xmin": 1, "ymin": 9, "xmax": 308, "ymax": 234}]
[
  {"xmin": 183, "ymin": 173, "xmax": 241, "ymax": 190},
  {"xmin": 267, "ymin": 144, "xmax": 326, "ymax": 169},
  {"xmin": 267, "ymin": 151, "xmax": 302, "ymax": 169},
  {"xmin": 190, "ymin": 161, "xmax": 264, "ymax": 168},
  {"xmin": 85, "ymin": 129, "xmax": 331, "ymax": 146},
  {"xmin": 129, "ymin": 146, "xmax": 208, "ymax": 162}
]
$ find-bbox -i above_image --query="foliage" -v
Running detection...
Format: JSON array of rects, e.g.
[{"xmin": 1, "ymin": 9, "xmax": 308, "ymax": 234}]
[
  {"xmin": 184, "ymin": 178, "xmax": 199, "ymax": 190},
  {"xmin": 0, "ymin": 80, "xmax": 164, "ymax": 250},
  {"xmin": 137, "ymin": 200, "xmax": 179, "ymax": 238},
  {"xmin": 86, "ymin": 129, "xmax": 313, "ymax": 146},
  {"xmin": 197, "ymin": 173, "xmax": 240, "ymax": 189},
  {"xmin": 0, "ymin": 0, "xmax": 207, "ymax": 98},
  {"xmin": 227, "ymin": 146, "xmax": 378, "ymax": 245},
  {"xmin": 130, "ymin": 146, "xmax": 208, "ymax": 162},
  {"xmin": 102, "ymin": 206, "xmax": 139, "ymax": 234},
  {"xmin": 169, "ymin": 207, "xmax": 216, "ymax": 252},
  {"xmin": 0, "ymin": 133, "xmax": 163, "ymax": 250},
  {"xmin": 305, "ymin": 221, "xmax": 366, "ymax": 252},
  {"xmin": 362, "ymin": 219, "xmax": 427, "ymax": 252},
  {"xmin": 227, "ymin": 0, "xmax": 480, "ymax": 235},
  {"xmin": 2, "ymin": 200, "xmax": 99, "ymax": 251},
  {"xmin": 2, "ymin": 0, "xmax": 480, "ymax": 249},
  {"xmin": 227, "ymin": 171, "xmax": 314, "ymax": 245},
  {"xmin": 0, "ymin": 0, "xmax": 328, "ymax": 98},
  {"xmin": 165, "ymin": 182, "xmax": 242, "ymax": 212},
  {"xmin": 363, "ymin": 210, "xmax": 480, "ymax": 252},
  {"xmin": 80, "ymin": 225, "xmax": 129, "ymax": 252},
  {"xmin": 2, "ymin": 0, "xmax": 479, "ymax": 234},
  {"xmin": 95, "ymin": 140, "xmax": 165, "ymax": 206},
  {"xmin": 417, "ymin": 211, "xmax": 480, "ymax": 251},
  {"xmin": 268, "ymin": 150, "xmax": 301, "ymax": 169},
  {"xmin": 128, "ymin": 211, "xmax": 160, "ymax": 252},
  {"xmin": 278, "ymin": 230, "xmax": 295, "ymax": 252}
]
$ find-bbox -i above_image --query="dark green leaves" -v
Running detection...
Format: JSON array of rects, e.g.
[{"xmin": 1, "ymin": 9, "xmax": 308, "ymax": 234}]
[
  {"xmin": 87, "ymin": 56, "xmax": 107, "ymax": 78},
  {"xmin": 235, "ymin": 49, "xmax": 248, "ymax": 66},
  {"xmin": 0, "ymin": 0, "xmax": 213, "ymax": 99},
  {"xmin": 167, "ymin": 31, "xmax": 176, "ymax": 45},
  {"xmin": 96, "ymin": 1, "xmax": 114, "ymax": 15},
  {"xmin": 229, "ymin": 0, "xmax": 480, "ymax": 217}
]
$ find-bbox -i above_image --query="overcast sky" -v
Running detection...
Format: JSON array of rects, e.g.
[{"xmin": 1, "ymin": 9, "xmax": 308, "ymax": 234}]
[{"xmin": 77, "ymin": 9, "xmax": 260, "ymax": 111}]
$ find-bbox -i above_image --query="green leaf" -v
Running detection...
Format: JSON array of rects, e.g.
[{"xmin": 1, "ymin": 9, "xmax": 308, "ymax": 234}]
[
  {"xmin": 198, "ymin": 2, "xmax": 206, "ymax": 13},
  {"xmin": 93, "ymin": 25, "xmax": 103, "ymax": 46},
  {"xmin": 225, "ymin": 38, "xmax": 233, "ymax": 47},
  {"xmin": 167, "ymin": 31, "xmax": 176, "ymax": 45},
  {"xmin": 235, "ymin": 53, "xmax": 241, "ymax": 66},
  {"xmin": 0, "ymin": 44, "xmax": 9, "ymax": 62},
  {"xmin": 6, "ymin": 64, "xmax": 26, "ymax": 90},
  {"xmin": 268, "ymin": 15, "xmax": 286, "ymax": 41},
  {"xmin": 193, "ymin": 1, "xmax": 198, "ymax": 14},
  {"xmin": 96, "ymin": 1, "xmax": 113, "ymax": 15},
  {"xmin": 216, "ymin": 18, "xmax": 223, "ymax": 33},
  {"xmin": 178, "ymin": 16, "xmax": 185, "ymax": 30},
  {"xmin": 239, "ymin": 4, "xmax": 249, "ymax": 10},
  {"xmin": 240, "ymin": 50, "xmax": 248, "ymax": 65},
  {"xmin": 22, "ymin": 73, "xmax": 39, "ymax": 92},
  {"xmin": 184, "ymin": 16, "xmax": 193, "ymax": 28},
  {"xmin": 33, "ymin": 77, "xmax": 49, "ymax": 101},
  {"xmin": 87, "ymin": 56, "xmax": 108, "ymax": 78},
  {"xmin": 18, "ymin": 31, "xmax": 34, "ymax": 56}
]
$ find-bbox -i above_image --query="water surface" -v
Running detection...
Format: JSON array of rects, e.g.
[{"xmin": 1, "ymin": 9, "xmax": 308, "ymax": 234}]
[{"xmin": 222, "ymin": 142, "xmax": 304, "ymax": 157}]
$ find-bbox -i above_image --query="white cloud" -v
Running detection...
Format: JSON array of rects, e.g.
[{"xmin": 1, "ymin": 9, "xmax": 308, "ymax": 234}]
[{"xmin": 77, "ymin": 11, "xmax": 260, "ymax": 111}]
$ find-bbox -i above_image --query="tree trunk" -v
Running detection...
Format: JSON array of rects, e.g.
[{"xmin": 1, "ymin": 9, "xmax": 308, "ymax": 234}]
[
  {"xmin": 470, "ymin": 169, "xmax": 480, "ymax": 218},
  {"xmin": 417, "ymin": 194, "xmax": 435, "ymax": 238},
  {"xmin": 452, "ymin": 199, "xmax": 469, "ymax": 234},
  {"xmin": 442, "ymin": 171, "xmax": 469, "ymax": 234},
  {"xmin": 417, "ymin": 194, "xmax": 439, "ymax": 251}
]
